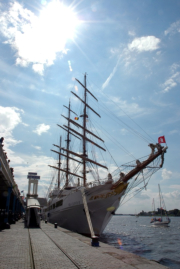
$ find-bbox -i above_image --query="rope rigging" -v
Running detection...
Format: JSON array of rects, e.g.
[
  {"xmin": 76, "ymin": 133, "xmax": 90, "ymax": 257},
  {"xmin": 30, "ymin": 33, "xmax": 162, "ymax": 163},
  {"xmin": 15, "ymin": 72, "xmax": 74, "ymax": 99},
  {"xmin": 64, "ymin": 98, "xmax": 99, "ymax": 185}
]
[{"xmin": 87, "ymin": 77, "xmax": 156, "ymax": 144}]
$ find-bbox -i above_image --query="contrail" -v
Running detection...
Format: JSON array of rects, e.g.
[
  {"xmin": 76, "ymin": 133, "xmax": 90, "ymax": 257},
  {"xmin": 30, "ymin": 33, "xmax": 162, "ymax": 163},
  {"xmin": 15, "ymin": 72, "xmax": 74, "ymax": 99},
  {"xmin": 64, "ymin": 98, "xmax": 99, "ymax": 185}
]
[{"xmin": 102, "ymin": 56, "xmax": 121, "ymax": 90}]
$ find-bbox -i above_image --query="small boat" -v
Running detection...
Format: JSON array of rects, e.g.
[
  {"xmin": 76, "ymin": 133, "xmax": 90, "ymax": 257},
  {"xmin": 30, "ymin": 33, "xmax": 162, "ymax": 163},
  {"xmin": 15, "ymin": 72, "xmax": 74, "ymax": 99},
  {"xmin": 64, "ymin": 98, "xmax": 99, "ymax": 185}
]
[
  {"xmin": 150, "ymin": 184, "xmax": 170, "ymax": 226},
  {"xmin": 135, "ymin": 210, "xmax": 139, "ymax": 217},
  {"xmin": 26, "ymin": 172, "xmax": 41, "ymax": 228},
  {"xmin": 26, "ymin": 197, "xmax": 41, "ymax": 228}
]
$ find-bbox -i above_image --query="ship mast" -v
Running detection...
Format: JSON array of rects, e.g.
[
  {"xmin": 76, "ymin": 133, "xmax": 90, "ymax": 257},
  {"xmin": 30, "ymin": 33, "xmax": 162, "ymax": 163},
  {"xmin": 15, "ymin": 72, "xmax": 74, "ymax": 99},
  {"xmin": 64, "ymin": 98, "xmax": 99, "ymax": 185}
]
[
  {"xmin": 50, "ymin": 74, "xmax": 108, "ymax": 187},
  {"xmin": 63, "ymin": 101, "xmax": 80, "ymax": 187},
  {"xmin": 57, "ymin": 136, "xmax": 62, "ymax": 189},
  {"xmin": 158, "ymin": 184, "xmax": 162, "ymax": 218},
  {"xmin": 65, "ymin": 101, "xmax": 71, "ymax": 187},
  {"xmin": 82, "ymin": 73, "xmax": 87, "ymax": 186},
  {"xmin": 71, "ymin": 73, "xmax": 107, "ymax": 187},
  {"xmin": 49, "ymin": 102, "xmax": 83, "ymax": 186}
]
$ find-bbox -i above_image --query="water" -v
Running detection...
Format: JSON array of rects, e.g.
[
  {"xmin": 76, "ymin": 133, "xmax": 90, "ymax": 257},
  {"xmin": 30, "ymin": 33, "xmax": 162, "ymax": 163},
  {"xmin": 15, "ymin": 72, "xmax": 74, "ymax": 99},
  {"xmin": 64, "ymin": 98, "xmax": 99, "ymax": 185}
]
[{"xmin": 100, "ymin": 216, "xmax": 180, "ymax": 269}]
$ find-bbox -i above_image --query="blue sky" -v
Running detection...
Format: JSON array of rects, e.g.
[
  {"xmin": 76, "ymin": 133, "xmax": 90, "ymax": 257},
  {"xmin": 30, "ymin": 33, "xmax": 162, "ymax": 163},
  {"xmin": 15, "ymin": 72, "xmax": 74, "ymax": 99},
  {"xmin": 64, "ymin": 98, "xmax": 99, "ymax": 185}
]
[{"xmin": 0, "ymin": 0, "xmax": 180, "ymax": 214}]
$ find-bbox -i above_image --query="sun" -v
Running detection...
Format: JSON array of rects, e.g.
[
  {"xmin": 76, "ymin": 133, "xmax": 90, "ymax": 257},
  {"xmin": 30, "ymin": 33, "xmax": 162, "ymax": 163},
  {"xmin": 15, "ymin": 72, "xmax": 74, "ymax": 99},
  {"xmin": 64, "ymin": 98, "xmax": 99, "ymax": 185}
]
[
  {"xmin": 39, "ymin": 0, "xmax": 79, "ymax": 41},
  {"xmin": 12, "ymin": 0, "xmax": 80, "ymax": 74}
]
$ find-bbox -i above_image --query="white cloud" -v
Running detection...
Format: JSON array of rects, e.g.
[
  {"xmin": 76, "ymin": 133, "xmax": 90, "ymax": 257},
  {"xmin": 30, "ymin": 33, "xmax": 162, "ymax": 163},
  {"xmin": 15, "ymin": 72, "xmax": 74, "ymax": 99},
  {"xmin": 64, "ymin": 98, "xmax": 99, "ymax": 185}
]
[
  {"xmin": 169, "ymin": 130, "xmax": 178, "ymax": 135},
  {"xmin": 16, "ymin": 57, "xmax": 29, "ymax": 67},
  {"xmin": 169, "ymin": 185, "xmax": 180, "ymax": 190},
  {"xmin": 128, "ymin": 31, "xmax": 136, "ymax": 37},
  {"xmin": 32, "ymin": 64, "xmax": 44, "ymax": 75},
  {"xmin": 164, "ymin": 190, "xmax": 180, "ymax": 200},
  {"xmin": 120, "ymin": 128, "xmax": 128, "ymax": 135},
  {"xmin": 41, "ymin": 89, "xmax": 60, "ymax": 96},
  {"xmin": 162, "ymin": 72, "xmax": 180, "ymax": 93},
  {"xmin": 163, "ymin": 79, "xmax": 177, "ymax": 92},
  {"xmin": 161, "ymin": 168, "xmax": 172, "ymax": 181},
  {"xmin": 164, "ymin": 20, "xmax": 180, "ymax": 36},
  {"xmin": 128, "ymin": 36, "xmax": 160, "ymax": 52},
  {"xmin": 0, "ymin": 1, "xmax": 79, "ymax": 75},
  {"xmin": 33, "ymin": 123, "xmax": 50, "ymax": 135},
  {"xmin": 0, "ymin": 106, "xmax": 22, "ymax": 131},
  {"xmin": 0, "ymin": 106, "xmax": 24, "ymax": 147},
  {"xmin": 108, "ymin": 96, "xmax": 145, "ymax": 117},
  {"xmin": 134, "ymin": 192, "xmax": 150, "ymax": 200},
  {"xmin": 156, "ymin": 50, "xmax": 161, "ymax": 55},
  {"xmin": 7, "ymin": 148, "xmax": 26, "ymax": 165},
  {"xmin": 110, "ymin": 47, "xmax": 121, "ymax": 55},
  {"xmin": 107, "ymin": 36, "xmax": 161, "ymax": 83},
  {"xmin": 10, "ymin": 153, "xmax": 56, "ymax": 197},
  {"xmin": 22, "ymin": 122, "xmax": 29, "ymax": 127},
  {"xmin": 170, "ymin": 63, "xmax": 180, "ymax": 72},
  {"xmin": 29, "ymin": 84, "xmax": 36, "ymax": 90},
  {"xmin": 32, "ymin": 145, "xmax": 41, "ymax": 150}
]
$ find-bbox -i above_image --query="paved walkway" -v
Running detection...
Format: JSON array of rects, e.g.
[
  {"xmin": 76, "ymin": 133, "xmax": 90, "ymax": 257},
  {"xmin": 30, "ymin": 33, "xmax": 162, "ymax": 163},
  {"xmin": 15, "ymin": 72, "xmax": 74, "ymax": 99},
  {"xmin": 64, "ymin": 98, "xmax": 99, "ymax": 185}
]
[
  {"xmin": 0, "ymin": 220, "xmax": 169, "ymax": 269},
  {"xmin": 0, "ymin": 220, "xmax": 31, "ymax": 269}
]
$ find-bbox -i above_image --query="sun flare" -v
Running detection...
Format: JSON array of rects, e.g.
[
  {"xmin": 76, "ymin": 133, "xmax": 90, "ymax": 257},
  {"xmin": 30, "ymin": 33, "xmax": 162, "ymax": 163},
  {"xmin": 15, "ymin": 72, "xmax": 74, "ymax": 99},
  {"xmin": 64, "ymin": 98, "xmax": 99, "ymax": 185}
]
[
  {"xmin": 39, "ymin": 0, "xmax": 79, "ymax": 41},
  {"xmin": 5, "ymin": 0, "xmax": 80, "ymax": 74}
]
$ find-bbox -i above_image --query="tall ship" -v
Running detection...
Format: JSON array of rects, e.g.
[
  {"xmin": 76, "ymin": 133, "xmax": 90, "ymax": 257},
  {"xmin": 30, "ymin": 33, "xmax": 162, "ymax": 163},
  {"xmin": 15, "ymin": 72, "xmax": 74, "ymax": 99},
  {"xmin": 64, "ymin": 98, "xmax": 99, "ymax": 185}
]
[{"xmin": 42, "ymin": 74, "xmax": 167, "ymax": 236}]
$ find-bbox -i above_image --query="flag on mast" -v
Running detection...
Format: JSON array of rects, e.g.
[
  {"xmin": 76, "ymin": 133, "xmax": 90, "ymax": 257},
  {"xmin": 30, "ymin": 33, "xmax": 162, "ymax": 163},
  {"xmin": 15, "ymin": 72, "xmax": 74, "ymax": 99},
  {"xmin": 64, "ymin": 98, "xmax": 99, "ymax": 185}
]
[{"xmin": 158, "ymin": 136, "xmax": 166, "ymax": 144}]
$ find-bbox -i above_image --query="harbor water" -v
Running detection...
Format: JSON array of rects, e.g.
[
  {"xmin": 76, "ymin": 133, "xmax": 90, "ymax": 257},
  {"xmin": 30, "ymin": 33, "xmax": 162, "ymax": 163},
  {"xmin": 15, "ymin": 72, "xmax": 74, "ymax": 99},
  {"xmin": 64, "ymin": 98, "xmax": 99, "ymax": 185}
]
[{"xmin": 100, "ymin": 216, "xmax": 180, "ymax": 269}]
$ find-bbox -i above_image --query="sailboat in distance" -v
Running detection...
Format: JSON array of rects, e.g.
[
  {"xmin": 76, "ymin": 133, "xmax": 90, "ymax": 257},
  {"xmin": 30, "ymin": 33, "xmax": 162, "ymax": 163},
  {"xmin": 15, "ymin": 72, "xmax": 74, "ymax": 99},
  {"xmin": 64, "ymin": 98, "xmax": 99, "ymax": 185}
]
[
  {"xmin": 150, "ymin": 184, "xmax": 170, "ymax": 226},
  {"xmin": 43, "ymin": 73, "xmax": 168, "ymax": 236}
]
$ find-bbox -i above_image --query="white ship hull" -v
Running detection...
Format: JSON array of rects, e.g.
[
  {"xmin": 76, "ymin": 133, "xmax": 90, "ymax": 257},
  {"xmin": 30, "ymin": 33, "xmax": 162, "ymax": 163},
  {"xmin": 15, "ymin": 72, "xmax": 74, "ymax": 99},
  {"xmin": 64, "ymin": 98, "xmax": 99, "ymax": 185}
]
[
  {"xmin": 151, "ymin": 220, "xmax": 170, "ymax": 226},
  {"xmin": 43, "ymin": 182, "xmax": 127, "ymax": 235}
]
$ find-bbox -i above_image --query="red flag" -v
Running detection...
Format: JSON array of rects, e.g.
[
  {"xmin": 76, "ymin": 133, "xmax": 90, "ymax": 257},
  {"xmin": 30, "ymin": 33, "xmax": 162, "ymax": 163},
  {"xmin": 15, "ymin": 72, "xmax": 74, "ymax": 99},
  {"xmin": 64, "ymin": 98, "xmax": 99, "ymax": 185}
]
[
  {"xmin": 158, "ymin": 136, "xmax": 166, "ymax": 144},
  {"xmin": 74, "ymin": 117, "xmax": 79, "ymax": 120}
]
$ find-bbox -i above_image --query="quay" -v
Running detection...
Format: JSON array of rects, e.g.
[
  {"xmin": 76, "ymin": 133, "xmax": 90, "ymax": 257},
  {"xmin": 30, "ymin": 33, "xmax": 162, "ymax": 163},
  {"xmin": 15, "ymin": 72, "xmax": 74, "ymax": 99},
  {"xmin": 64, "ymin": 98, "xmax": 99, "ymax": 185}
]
[{"xmin": 0, "ymin": 219, "xmax": 169, "ymax": 269}]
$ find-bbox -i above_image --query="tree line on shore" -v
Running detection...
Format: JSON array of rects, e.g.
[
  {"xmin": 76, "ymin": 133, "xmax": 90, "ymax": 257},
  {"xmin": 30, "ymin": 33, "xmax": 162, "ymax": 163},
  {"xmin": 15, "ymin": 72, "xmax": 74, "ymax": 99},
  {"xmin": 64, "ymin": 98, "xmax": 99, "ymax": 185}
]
[{"xmin": 138, "ymin": 208, "xmax": 180, "ymax": 216}]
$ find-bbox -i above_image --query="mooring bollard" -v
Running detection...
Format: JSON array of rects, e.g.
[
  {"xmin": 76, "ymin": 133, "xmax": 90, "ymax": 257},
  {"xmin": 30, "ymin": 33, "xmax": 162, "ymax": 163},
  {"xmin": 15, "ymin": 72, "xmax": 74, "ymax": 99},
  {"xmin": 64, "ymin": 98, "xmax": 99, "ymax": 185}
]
[
  {"xmin": 91, "ymin": 236, "xmax": 99, "ymax": 247},
  {"xmin": 54, "ymin": 223, "xmax": 57, "ymax": 228},
  {"xmin": 45, "ymin": 220, "xmax": 47, "ymax": 224}
]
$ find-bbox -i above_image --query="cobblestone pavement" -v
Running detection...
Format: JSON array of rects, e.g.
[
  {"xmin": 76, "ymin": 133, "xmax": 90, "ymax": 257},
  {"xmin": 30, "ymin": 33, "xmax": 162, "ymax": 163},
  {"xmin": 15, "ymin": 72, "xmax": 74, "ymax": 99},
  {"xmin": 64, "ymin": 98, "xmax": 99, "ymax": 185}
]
[
  {"xmin": 41, "ymin": 222, "xmax": 169, "ymax": 269},
  {"xmin": 0, "ymin": 220, "xmax": 169, "ymax": 269},
  {"xmin": 29, "ymin": 227, "xmax": 77, "ymax": 269},
  {"xmin": 0, "ymin": 220, "xmax": 31, "ymax": 269}
]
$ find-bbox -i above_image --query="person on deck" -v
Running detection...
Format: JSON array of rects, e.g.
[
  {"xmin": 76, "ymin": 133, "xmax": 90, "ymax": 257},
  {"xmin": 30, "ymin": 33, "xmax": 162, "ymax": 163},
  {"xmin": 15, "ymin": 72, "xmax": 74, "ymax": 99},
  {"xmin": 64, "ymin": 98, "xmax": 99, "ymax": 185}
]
[
  {"xmin": 0, "ymin": 137, "xmax": 4, "ymax": 147},
  {"xmin": 119, "ymin": 172, "xmax": 125, "ymax": 181}
]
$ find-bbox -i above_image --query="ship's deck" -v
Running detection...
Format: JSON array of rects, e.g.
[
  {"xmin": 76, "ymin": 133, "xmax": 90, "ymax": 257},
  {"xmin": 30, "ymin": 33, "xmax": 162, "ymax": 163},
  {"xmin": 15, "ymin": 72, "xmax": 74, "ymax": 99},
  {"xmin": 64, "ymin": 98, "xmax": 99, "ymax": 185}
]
[{"xmin": 0, "ymin": 219, "xmax": 169, "ymax": 269}]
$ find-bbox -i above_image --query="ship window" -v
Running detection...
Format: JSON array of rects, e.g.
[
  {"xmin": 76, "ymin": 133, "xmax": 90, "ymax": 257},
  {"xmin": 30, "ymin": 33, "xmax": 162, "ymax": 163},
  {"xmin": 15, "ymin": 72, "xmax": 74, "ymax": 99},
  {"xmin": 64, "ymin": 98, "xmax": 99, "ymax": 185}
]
[{"xmin": 56, "ymin": 199, "xmax": 63, "ymax": 207}]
